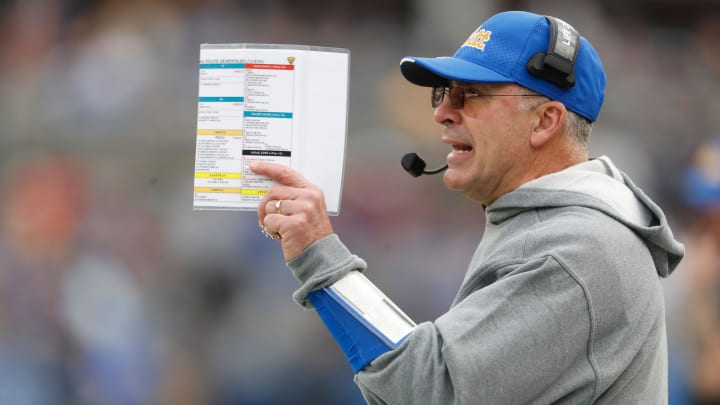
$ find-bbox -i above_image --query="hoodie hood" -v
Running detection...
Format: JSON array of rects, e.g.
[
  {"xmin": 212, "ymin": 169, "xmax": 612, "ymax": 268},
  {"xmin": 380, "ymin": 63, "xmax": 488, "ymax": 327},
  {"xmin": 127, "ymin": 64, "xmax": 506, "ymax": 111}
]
[{"xmin": 486, "ymin": 156, "xmax": 684, "ymax": 277}]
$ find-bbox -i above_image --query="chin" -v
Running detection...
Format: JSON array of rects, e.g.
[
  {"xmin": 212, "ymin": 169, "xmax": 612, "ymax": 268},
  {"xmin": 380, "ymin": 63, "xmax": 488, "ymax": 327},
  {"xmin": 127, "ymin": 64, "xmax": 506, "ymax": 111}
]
[{"xmin": 442, "ymin": 170, "xmax": 466, "ymax": 192}]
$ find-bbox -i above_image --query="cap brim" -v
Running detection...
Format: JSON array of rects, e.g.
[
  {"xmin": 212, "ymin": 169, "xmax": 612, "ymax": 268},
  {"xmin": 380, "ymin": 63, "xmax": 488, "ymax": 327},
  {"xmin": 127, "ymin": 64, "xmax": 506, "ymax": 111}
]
[{"xmin": 400, "ymin": 56, "xmax": 514, "ymax": 87}]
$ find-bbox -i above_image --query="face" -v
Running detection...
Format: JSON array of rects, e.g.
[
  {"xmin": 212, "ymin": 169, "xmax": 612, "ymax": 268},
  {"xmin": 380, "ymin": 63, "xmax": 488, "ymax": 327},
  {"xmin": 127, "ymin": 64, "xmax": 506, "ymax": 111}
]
[{"xmin": 433, "ymin": 82, "xmax": 539, "ymax": 205}]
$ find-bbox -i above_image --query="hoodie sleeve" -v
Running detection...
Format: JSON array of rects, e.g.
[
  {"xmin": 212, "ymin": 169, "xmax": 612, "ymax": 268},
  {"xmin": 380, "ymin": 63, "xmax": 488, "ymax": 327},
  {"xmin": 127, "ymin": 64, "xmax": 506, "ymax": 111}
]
[
  {"xmin": 289, "ymin": 237, "xmax": 597, "ymax": 404},
  {"xmin": 354, "ymin": 255, "xmax": 597, "ymax": 404},
  {"xmin": 287, "ymin": 234, "xmax": 368, "ymax": 307}
]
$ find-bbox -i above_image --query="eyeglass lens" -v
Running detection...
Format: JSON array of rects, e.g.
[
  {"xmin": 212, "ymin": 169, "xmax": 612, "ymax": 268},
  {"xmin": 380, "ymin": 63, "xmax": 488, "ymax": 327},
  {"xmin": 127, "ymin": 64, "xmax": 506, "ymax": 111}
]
[{"xmin": 431, "ymin": 87, "xmax": 466, "ymax": 109}]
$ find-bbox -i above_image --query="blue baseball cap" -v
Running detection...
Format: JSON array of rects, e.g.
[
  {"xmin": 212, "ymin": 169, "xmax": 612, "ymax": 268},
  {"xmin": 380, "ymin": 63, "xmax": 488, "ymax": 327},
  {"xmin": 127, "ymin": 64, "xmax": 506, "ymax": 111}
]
[{"xmin": 400, "ymin": 11, "xmax": 606, "ymax": 122}]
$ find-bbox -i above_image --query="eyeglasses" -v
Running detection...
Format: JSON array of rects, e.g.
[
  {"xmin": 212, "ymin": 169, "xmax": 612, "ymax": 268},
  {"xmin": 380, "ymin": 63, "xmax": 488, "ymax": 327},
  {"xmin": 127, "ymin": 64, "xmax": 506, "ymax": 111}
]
[{"xmin": 431, "ymin": 86, "xmax": 543, "ymax": 109}]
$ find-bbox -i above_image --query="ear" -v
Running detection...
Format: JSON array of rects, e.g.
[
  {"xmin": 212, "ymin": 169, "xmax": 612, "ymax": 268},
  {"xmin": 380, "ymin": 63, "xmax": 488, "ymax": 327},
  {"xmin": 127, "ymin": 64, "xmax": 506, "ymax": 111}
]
[{"xmin": 529, "ymin": 101, "xmax": 566, "ymax": 148}]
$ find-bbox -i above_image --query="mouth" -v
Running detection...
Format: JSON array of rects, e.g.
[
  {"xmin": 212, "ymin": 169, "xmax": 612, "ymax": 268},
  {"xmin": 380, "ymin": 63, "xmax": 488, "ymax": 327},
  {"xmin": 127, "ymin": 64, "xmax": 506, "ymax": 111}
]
[
  {"xmin": 451, "ymin": 142, "xmax": 473, "ymax": 154},
  {"xmin": 442, "ymin": 133, "xmax": 474, "ymax": 163}
]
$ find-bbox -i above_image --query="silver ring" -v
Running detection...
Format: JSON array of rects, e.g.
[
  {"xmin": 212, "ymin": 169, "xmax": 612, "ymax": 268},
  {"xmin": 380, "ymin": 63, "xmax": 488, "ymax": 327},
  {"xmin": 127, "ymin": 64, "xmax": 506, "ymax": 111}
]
[
  {"xmin": 275, "ymin": 200, "xmax": 283, "ymax": 214},
  {"xmin": 260, "ymin": 225, "xmax": 281, "ymax": 240}
]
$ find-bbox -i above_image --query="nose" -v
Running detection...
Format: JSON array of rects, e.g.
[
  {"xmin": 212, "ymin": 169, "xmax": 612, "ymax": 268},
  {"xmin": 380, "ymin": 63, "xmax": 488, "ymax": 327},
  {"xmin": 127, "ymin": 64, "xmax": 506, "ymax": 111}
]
[{"xmin": 433, "ymin": 98, "xmax": 461, "ymax": 127}]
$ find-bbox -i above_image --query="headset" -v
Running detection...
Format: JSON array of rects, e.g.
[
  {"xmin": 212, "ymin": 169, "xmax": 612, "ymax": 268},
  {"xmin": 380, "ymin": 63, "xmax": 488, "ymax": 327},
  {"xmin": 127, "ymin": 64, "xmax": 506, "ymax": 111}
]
[
  {"xmin": 526, "ymin": 16, "xmax": 580, "ymax": 89},
  {"xmin": 403, "ymin": 15, "xmax": 581, "ymax": 177}
]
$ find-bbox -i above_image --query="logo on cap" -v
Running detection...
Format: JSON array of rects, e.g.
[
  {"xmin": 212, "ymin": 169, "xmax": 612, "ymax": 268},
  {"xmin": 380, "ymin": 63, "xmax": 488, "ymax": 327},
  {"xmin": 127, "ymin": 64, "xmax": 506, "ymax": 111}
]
[{"xmin": 463, "ymin": 28, "xmax": 492, "ymax": 51}]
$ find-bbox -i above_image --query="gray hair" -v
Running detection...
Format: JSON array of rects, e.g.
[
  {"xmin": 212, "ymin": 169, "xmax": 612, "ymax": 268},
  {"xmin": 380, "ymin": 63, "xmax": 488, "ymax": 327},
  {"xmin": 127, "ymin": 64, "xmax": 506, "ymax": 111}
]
[{"xmin": 564, "ymin": 110, "xmax": 592, "ymax": 147}]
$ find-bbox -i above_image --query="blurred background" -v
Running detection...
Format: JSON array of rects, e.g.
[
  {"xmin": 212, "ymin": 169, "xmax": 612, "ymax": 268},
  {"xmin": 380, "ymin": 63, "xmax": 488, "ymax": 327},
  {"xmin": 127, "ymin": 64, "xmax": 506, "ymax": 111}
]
[{"xmin": 0, "ymin": 0, "xmax": 718, "ymax": 403}]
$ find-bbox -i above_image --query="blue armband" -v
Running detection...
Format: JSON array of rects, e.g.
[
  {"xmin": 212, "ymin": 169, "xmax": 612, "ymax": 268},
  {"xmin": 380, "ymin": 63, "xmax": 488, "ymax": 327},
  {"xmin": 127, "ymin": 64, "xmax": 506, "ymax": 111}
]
[{"xmin": 306, "ymin": 272, "xmax": 415, "ymax": 373}]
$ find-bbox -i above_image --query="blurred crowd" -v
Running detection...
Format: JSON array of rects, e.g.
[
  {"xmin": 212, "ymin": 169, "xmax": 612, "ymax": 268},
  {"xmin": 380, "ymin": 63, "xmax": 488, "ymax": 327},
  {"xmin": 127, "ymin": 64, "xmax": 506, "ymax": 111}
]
[{"xmin": 0, "ymin": 0, "xmax": 718, "ymax": 403}]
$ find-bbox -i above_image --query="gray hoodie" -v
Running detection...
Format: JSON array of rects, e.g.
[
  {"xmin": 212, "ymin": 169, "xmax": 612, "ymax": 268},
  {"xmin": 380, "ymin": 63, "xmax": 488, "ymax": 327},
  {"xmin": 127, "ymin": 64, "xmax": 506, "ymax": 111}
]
[{"xmin": 288, "ymin": 156, "xmax": 684, "ymax": 404}]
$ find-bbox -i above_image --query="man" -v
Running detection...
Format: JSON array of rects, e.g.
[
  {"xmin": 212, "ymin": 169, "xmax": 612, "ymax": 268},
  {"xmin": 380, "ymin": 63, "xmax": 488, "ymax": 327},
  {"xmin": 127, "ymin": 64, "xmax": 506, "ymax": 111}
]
[{"xmin": 252, "ymin": 10, "xmax": 685, "ymax": 404}]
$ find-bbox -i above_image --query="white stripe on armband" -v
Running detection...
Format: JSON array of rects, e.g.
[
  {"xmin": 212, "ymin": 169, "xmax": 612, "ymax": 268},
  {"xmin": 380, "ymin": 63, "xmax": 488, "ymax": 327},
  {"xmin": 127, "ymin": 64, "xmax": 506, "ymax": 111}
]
[{"xmin": 326, "ymin": 271, "xmax": 417, "ymax": 347}]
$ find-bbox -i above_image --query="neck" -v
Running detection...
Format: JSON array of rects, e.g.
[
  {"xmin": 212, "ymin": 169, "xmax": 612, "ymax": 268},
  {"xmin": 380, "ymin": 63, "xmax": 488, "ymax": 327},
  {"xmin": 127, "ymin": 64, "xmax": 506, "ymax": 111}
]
[
  {"xmin": 528, "ymin": 147, "xmax": 587, "ymax": 180},
  {"xmin": 485, "ymin": 145, "xmax": 587, "ymax": 205}
]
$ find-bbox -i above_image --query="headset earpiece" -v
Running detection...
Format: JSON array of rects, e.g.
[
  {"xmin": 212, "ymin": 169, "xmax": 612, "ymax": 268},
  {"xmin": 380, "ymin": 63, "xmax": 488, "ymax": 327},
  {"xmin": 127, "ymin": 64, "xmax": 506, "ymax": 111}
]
[{"xmin": 526, "ymin": 16, "xmax": 580, "ymax": 89}]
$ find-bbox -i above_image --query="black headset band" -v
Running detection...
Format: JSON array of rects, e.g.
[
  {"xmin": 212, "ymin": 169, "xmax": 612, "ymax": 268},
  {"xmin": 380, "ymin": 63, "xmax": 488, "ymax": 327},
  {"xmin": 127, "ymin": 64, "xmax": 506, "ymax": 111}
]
[{"xmin": 526, "ymin": 16, "xmax": 580, "ymax": 89}]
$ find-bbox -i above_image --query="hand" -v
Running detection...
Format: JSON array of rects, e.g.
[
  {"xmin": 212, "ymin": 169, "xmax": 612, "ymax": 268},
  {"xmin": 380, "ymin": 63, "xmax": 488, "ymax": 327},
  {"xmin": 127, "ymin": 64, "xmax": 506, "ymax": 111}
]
[{"xmin": 251, "ymin": 161, "xmax": 334, "ymax": 261}]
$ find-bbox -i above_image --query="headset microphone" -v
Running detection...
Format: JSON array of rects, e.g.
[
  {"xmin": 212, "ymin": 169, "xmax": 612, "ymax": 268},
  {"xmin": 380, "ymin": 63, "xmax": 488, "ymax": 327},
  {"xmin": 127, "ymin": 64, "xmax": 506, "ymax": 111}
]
[{"xmin": 401, "ymin": 153, "xmax": 448, "ymax": 177}]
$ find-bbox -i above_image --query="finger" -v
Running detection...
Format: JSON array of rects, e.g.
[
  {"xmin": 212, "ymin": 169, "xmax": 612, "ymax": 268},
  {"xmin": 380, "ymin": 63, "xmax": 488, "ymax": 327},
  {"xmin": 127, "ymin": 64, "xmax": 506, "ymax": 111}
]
[
  {"xmin": 265, "ymin": 199, "xmax": 294, "ymax": 216},
  {"xmin": 259, "ymin": 223, "xmax": 281, "ymax": 240},
  {"xmin": 249, "ymin": 161, "xmax": 311, "ymax": 188},
  {"xmin": 261, "ymin": 213, "xmax": 286, "ymax": 238},
  {"xmin": 257, "ymin": 185, "xmax": 296, "ymax": 225},
  {"xmin": 265, "ymin": 184, "xmax": 321, "ymax": 203},
  {"xmin": 258, "ymin": 186, "xmax": 306, "ymax": 225},
  {"xmin": 257, "ymin": 193, "xmax": 268, "ymax": 227},
  {"xmin": 260, "ymin": 184, "xmax": 323, "ymax": 219}
]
